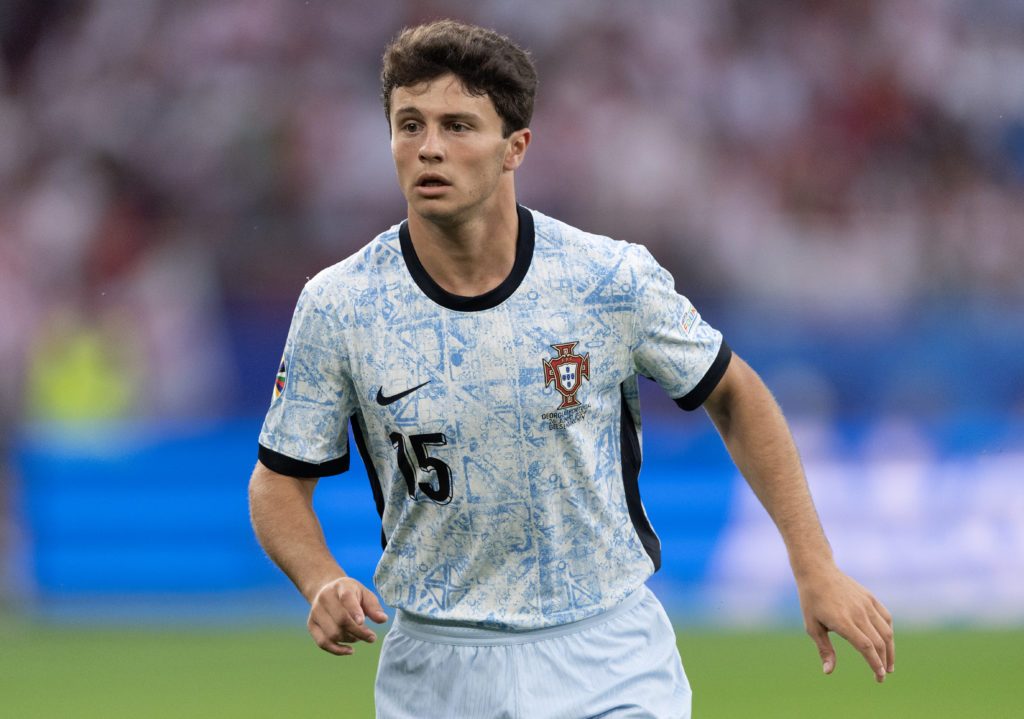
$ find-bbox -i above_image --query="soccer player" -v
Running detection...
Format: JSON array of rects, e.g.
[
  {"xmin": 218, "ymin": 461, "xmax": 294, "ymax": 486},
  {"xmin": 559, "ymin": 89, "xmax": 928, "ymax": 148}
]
[{"xmin": 249, "ymin": 20, "xmax": 894, "ymax": 718}]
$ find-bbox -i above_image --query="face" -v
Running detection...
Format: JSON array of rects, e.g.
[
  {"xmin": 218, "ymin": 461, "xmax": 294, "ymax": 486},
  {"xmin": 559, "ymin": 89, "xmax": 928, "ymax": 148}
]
[{"xmin": 389, "ymin": 74, "xmax": 530, "ymax": 227}]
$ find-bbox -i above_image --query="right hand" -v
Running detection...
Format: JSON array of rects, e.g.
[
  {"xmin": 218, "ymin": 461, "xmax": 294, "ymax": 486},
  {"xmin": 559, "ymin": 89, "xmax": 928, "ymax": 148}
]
[{"xmin": 307, "ymin": 577, "xmax": 389, "ymax": 656}]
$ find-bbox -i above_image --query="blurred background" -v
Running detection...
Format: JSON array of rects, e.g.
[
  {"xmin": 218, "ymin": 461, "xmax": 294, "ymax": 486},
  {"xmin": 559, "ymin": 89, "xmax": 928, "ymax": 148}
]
[{"xmin": 2, "ymin": 0, "xmax": 1023, "ymax": 634}]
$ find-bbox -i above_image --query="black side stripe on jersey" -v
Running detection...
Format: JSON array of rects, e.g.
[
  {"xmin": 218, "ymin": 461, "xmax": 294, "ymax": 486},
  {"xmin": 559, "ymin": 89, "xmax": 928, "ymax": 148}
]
[
  {"xmin": 257, "ymin": 444, "xmax": 350, "ymax": 479},
  {"xmin": 620, "ymin": 386, "xmax": 661, "ymax": 571},
  {"xmin": 674, "ymin": 341, "xmax": 733, "ymax": 411},
  {"xmin": 350, "ymin": 412, "xmax": 389, "ymax": 550}
]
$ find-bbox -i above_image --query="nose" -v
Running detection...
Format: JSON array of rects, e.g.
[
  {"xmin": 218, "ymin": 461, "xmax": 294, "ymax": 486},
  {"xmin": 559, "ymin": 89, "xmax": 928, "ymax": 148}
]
[{"xmin": 418, "ymin": 126, "xmax": 444, "ymax": 162}]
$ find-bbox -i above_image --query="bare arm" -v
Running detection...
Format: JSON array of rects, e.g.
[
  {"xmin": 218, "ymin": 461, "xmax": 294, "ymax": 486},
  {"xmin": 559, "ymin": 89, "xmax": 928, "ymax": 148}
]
[
  {"xmin": 702, "ymin": 354, "xmax": 894, "ymax": 683},
  {"xmin": 248, "ymin": 460, "xmax": 387, "ymax": 655}
]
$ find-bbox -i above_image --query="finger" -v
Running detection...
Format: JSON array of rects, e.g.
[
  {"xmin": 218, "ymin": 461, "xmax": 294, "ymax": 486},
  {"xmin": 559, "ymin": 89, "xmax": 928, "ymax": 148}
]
[
  {"xmin": 841, "ymin": 622, "xmax": 887, "ymax": 683},
  {"xmin": 806, "ymin": 622, "xmax": 836, "ymax": 675},
  {"xmin": 314, "ymin": 580, "xmax": 378, "ymax": 643},
  {"xmin": 307, "ymin": 617, "xmax": 356, "ymax": 656},
  {"xmin": 309, "ymin": 609, "xmax": 373, "ymax": 650},
  {"xmin": 361, "ymin": 587, "xmax": 389, "ymax": 624},
  {"xmin": 872, "ymin": 618, "xmax": 894, "ymax": 676},
  {"xmin": 871, "ymin": 598, "xmax": 895, "ymax": 674},
  {"xmin": 336, "ymin": 594, "xmax": 379, "ymax": 643},
  {"xmin": 343, "ymin": 616, "xmax": 378, "ymax": 644},
  {"xmin": 885, "ymin": 629, "xmax": 895, "ymax": 674},
  {"xmin": 862, "ymin": 608, "xmax": 892, "ymax": 681},
  {"xmin": 309, "ymin": 594, "xmax": 375, "ymax": 647},
  {"xmin": 864, "ymin": 607, "xmax": 892, "ymax": 669}
]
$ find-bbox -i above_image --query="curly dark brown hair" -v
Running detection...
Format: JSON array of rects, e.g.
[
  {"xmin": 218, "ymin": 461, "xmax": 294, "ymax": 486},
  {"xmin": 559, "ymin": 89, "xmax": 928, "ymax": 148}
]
[{"xmin": 381, "ymin": 20, "xmax": 538, "ymax": 138}]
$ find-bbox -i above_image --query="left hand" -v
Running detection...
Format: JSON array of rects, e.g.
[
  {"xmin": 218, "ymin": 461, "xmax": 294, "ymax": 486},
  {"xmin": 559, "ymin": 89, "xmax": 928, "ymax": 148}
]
[{"xmin": 797, "ymin": 567, "xmax": 894, "ymax": 683}]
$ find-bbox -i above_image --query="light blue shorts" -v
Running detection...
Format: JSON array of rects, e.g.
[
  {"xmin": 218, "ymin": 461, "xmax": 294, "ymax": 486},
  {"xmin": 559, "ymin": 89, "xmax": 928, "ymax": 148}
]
[{"xmin": 374, "ymin": 585, "xmax": 691, "ymax": 719}]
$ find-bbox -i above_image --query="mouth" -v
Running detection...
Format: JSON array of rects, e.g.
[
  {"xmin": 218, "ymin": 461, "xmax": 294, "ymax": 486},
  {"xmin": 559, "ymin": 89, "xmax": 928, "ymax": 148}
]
[{"xmin": 416, "ymin": 173, "xmax": 451, "ymax": 190}]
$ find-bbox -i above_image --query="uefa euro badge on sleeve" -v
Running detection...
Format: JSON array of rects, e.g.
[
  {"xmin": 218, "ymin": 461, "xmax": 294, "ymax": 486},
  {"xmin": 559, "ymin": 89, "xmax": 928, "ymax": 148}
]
[{"xmin": 273, "ymin": 355, "xmax": 287, "ymax": 399}]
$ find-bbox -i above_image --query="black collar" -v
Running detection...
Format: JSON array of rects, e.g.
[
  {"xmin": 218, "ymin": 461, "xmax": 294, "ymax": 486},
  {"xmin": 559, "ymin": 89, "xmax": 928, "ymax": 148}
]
[{"xmin": 399, "ymin": 205, "xmax": 535, "ymax": 312}]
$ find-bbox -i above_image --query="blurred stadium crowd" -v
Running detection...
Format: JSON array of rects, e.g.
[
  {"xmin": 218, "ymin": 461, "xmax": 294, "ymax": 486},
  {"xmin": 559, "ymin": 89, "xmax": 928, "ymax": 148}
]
[
  {"xmin": 1, "ymin": 1, "xmax": 1023, "ymax": 609},
  {"xmin": 2, "ymin": 0, "xmax": 1022, "ymax": 423}
]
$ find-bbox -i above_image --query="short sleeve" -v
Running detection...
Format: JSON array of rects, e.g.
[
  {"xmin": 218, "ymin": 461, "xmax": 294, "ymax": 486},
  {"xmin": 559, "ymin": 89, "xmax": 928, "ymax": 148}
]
[
  {"xmin": 257, "ymin": 280, "xmax": 356, "ymax": 477},
  {"xmin": 629, "ymin": 246, "xmax": 731, "ymax": 410}
]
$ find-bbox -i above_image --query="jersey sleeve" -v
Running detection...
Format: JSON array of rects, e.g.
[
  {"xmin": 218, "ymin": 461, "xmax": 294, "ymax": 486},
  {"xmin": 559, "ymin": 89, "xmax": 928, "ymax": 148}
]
[
  {"xmin": 629, "ymin": 245, "xmax": 731, "ymax": 410},
  {"xmin": 257, "ymin": 280, "xmax": 356, "ymax": 477}
]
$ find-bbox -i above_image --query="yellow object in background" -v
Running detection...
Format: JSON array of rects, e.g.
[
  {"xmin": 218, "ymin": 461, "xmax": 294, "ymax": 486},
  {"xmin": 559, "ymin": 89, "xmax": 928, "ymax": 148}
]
[{"xmin": 26, "ymin": 309, "xmax": 143, "ymax": 423}]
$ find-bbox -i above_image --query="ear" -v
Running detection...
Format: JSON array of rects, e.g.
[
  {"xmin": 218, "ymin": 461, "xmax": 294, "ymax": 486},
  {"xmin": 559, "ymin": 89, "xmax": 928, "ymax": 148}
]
[{"xmin": 503, "ymin": 128, "xmax": 531, "ymax": 171}]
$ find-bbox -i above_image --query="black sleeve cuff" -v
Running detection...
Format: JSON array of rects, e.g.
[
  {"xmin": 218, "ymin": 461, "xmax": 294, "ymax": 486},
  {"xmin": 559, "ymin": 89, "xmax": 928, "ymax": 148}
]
[
  {"xmin": 257, "ymin": 444, "xmax": 350, "ymax": 478},
  {"xmin": 674, "ymin": 341, "xmax": 732, "ymax": 411}
]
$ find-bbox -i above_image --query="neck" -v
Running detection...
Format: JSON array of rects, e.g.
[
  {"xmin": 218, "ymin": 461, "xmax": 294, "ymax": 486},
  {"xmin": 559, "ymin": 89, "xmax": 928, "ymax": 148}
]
[{"xmin": 406, "ymin": 196, "xmax": 520, "ymax": 297}]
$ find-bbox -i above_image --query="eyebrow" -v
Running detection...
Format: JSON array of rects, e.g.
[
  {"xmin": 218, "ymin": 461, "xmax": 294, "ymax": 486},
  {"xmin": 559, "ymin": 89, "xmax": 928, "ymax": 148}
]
[{"xmin": 392, "ymin": 107, "xmax": 483, "ymax": 124}]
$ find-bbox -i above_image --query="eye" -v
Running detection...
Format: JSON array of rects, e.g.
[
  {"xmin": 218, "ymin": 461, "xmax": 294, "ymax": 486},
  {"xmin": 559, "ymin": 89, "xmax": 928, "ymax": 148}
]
[
  {"xmin": 449, "ymin": 122, "xmax": 468, "ymax": 133},
  {"xmin": 399, "ymin": 121, "xmax": 421, "ymax": 134}
]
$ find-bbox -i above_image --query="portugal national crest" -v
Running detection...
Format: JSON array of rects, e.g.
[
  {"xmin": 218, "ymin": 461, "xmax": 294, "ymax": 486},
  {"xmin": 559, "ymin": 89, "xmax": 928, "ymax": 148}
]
[{"xmin": 543, "ymin": 342, "xmax": 590, "ymax": 409}]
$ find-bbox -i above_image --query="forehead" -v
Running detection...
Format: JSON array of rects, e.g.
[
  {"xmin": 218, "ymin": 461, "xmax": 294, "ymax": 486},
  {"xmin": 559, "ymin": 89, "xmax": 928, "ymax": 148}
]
[{"xmin": 390, "ymin": 73, "xmax": 499, "ymax": 120}]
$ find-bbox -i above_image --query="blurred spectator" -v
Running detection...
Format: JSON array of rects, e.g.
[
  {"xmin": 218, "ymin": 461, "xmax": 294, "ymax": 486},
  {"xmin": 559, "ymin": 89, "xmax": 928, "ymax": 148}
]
[
  {"xmin": 17, "ymin": 154, "xmax": 235, "ymax": 421},
  {"xmin": 2, "ymin": 0, "xmax": 1023, "ymax": 600},
  {"xmin": 3, "ymin": 0, "xmax": 1023, "ymax": 621},
  {"xmin": 2, "ymin": 0, "xmax": 1020, "ymax": 316}
]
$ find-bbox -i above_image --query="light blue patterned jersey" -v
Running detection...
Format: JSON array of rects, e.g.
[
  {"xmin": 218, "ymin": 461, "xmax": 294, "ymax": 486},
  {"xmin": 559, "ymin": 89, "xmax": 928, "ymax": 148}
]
[{"xmin": 258, "ymin": 206, "xmax": 730, "ymax": 629}]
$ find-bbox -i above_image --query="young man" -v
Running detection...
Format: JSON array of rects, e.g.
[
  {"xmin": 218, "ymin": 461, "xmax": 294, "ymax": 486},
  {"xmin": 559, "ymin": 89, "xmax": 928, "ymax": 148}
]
[{"xmin": 249, "ymin": 20, "xmax": 894, "ymax": 718}]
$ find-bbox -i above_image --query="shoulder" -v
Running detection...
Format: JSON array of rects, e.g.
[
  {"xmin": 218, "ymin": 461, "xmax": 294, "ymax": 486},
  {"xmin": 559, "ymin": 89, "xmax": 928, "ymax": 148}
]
[
  {"xmin": 527, "ymin": 207, "xmax": 662, "ymax": 281},
  {"xmin": 301, "ymin": 222, "xmax": 405, "ymax": 302}
]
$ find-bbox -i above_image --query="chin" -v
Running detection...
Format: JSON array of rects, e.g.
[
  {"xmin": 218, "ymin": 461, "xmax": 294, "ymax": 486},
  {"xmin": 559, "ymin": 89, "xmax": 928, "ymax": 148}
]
[{"xmin": 412, "ymin": 202, "xmax": 463, "ymax": 226}]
